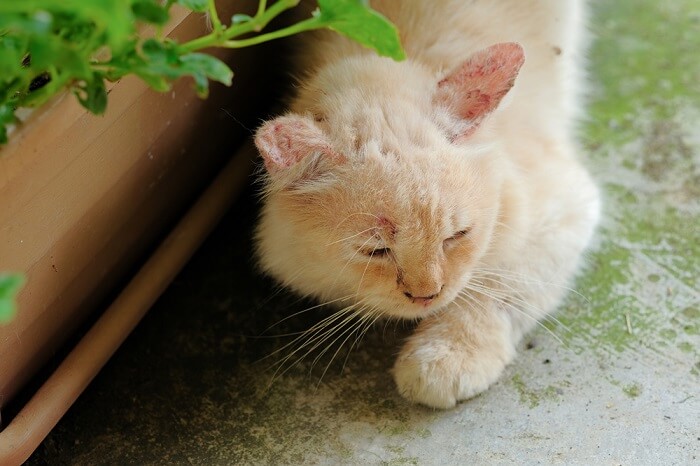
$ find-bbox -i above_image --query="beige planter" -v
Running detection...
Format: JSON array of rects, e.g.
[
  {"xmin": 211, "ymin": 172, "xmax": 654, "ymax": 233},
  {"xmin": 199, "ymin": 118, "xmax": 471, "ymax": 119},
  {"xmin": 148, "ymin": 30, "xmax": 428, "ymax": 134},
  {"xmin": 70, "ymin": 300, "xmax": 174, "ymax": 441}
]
[{"xmin": 0, "ymin": 3, "xmax": 275, "ymax": 462}]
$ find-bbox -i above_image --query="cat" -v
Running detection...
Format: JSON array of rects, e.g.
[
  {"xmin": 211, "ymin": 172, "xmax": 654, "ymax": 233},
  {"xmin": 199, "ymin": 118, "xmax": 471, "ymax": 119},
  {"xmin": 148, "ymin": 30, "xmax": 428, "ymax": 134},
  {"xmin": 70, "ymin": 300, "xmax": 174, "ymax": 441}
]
[{"xmin": 253, "ymin": 0, "xmax": 600, "ymax": 409}]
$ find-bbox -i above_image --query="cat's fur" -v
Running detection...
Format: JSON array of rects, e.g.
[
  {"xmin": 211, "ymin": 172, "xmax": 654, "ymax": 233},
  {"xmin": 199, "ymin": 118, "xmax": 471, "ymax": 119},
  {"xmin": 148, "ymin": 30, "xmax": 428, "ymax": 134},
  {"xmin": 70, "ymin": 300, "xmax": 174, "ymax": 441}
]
[{"xmin": 254, "ymin": 0, "xmax": 600, "ymax": 409}]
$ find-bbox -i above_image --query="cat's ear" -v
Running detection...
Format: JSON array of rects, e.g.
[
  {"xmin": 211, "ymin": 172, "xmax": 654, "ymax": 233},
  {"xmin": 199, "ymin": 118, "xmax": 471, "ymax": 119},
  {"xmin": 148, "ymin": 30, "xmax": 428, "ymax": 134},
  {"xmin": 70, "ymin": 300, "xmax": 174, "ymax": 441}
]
[
  {"xmin": 435, "ymin": 42, "xmax": 524, "ymax": 140},
  {"xmin": 255, "ymin": 114, "xmax": 344, "ymax": 174}
]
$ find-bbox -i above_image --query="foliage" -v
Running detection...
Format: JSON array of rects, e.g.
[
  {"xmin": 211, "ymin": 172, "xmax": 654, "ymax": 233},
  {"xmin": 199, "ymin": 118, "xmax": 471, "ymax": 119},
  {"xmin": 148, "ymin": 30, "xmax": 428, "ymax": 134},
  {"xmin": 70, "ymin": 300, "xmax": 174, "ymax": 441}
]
[{"xmin": 0, "ymin": 0, "xmax": 405, "ymax": 144}]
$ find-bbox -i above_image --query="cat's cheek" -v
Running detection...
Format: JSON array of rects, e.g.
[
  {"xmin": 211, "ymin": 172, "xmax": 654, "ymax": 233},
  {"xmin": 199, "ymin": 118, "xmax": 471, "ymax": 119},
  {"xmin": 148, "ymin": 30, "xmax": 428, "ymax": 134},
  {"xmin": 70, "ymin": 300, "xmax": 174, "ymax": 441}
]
[{"xmin": 348, "ymin": 261, "xmax": 396, "ymax": 298}]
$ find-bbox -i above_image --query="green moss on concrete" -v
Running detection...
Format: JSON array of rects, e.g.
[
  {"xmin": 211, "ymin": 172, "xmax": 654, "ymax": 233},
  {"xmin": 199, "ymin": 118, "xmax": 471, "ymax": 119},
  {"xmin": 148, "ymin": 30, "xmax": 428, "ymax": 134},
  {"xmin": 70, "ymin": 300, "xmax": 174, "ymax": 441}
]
[
  {"xmin": 623, "ymin": 383, "xmax": 642, "ymax": 399},
  {"xmin": 587, "ymin": 0, "xmax": 700, "ymax": 145},
  {"xmin": 543, "ymin": 0, "xmax": 700, "ymax": 382},
  {"xmin": 511, "ymin": 374, "xmax": 564, "ymax": 409},
  {"xmin": 382, "ymin": 457, "xmax": 420, "ymax": 466},
  {"xmin": 678, "ymin": 342, "xmax": 693, "ymax": 353}
]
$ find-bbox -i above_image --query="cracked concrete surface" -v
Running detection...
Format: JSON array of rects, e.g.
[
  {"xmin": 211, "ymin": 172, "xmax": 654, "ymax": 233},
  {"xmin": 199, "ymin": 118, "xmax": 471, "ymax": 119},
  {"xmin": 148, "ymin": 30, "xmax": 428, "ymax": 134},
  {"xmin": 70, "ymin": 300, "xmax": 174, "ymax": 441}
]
[{"xmin": 27, "ymin": 0, "xmax": 699, "ymax": 464}]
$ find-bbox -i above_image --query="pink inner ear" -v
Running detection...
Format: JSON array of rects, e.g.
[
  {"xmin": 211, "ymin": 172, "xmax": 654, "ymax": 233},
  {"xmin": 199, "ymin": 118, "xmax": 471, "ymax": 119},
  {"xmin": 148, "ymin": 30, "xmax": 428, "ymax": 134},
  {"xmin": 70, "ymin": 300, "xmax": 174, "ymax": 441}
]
[
  {"xmin": 437, "ymin": 42, "xmax": 525, "ymax": 135},
  {"xmin": 255, "ymin": 115, "xmax": 343, "ymax": 172}
]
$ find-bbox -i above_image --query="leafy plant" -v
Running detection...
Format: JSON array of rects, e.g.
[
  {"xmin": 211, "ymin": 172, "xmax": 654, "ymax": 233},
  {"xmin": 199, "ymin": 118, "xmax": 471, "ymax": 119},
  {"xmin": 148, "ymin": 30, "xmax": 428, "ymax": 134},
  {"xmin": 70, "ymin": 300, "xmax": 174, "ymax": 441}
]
[
  {"xmin": 0, "ymin": 0, "xmax": 405, "ymax": 144},
  {"xmin": 0, "ymin": 0, "xmax": 404, "ymax": 322}
]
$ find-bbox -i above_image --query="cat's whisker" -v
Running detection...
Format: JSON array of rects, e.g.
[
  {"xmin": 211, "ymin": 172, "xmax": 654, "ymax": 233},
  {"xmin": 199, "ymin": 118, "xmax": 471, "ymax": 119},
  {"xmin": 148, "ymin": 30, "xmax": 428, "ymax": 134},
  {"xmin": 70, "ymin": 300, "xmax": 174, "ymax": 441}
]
[
  {"xmin": 325, "ymin": 211, "xmax": 385, "ymax": 250},
  {"xmin": 289, "ymin": 304, "xmax": 366, "ymax": 357},
  {"xmin": 342, "ymin": 308, "xmax": 380, "ymax": 366},
  {"xmin": 310, "ymin": 305, "xmax": 371, "ymax": 372},
  {"xmin": 331, "ymin": 235, "xmax": 375, "ymax": 291},
  {"xmin": 455, "ymin": 292, "xmax": 490, "ymax": 320},
  {"xmin": 382, "ymin": 314, "xmax": 395, "ymax": 339},
  {"xmin": 471, "ymin": 266, "xmax": 589, "ymax": 302},
  {"xmin": 462, "ymin": 289, "xmax": 552, "ymax": 345},
  {"xmin": 460, "ymin": 286, "xmax": 565, "ymax": 347},
  {"xmin": 338, "ymin": 307, "xmax": 385, "ymax": 375},
  {"xmin": 267, "ymin": 309, "xmax": 362, "ymax": 383},
  {"xmin": 355, "ymin": 307, "xmax": 386, "ymax": 351},
  {"xmin": 261, "ymin": 294, "xmax": 355, "ymax": 334},
  {"xmin": 465, "ymin": 280, "xmax": 548, "ymax": 322},
  {"xmin": 262, "ymin": 301, "xmax": 362, "ymax": 364},
  {"xmin": 270, "ymin": 297, "xmax": 373, "ymax": 374},
  {"xmin": 317, "ymin": 307, "xmax": 383, "ymax": 384},
  {"xmin": 483, "ymin": 287, "xmax": 570, "ymax": 333},
  {"xmin": 470, "ymin": 267, "xmax": 582, "ymax": 310},
  {"xmin": 468, "ymin": 273, "xmax": 574, "ymax": 333},
  {"xmin": 356, "ymin": 246, "xmax": 377, "ymax": 296},
  {"xmin": 326, "ymin": 227, "xmax": 377, "ymax": 246},
  {"xmin": 491, "ymin": 219, "xmax": 525, "ymax": 237},
  {"xmin": 477, "ymin": 263, "xmax": 590, "ymax": 302},
  {"xmin": 331, "ymin": 212, "xmax": 383, "ymax": 232}
]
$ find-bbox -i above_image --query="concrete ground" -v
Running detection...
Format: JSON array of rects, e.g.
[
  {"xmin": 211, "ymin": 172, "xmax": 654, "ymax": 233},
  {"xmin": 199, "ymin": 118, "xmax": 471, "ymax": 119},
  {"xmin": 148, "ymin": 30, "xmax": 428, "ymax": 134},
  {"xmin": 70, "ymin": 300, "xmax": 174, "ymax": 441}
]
[{"xmin": 27, "ymin": 0, "xmax": 699, "ymax": 464}]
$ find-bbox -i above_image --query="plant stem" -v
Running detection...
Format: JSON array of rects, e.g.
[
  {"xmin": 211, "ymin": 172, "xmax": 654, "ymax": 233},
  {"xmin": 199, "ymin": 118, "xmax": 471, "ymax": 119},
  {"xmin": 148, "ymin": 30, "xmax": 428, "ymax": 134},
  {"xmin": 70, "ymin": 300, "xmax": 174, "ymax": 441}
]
[
  {"xmin": 222, "ymin": 16, "xmax": 326, "ymax": 49},
  {"xmin": 207, "ymin": 0, "xmax": 223, "ymax": 34},
  {"xmin": 178, "ymin": 0, "xmax": 300, "ymax": 53},
  {"xmin": 256, "ymin": 0, "xmax": 268, "ymax": 20}
]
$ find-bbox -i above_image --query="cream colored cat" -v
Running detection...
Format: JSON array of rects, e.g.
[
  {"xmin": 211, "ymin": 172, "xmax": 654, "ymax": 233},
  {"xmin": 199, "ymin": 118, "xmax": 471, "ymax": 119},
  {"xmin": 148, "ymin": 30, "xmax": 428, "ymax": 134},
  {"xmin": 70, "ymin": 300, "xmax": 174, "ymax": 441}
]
[{"xmin": 254, "ymin": 0, "xmax": 600, "ymax": 409}]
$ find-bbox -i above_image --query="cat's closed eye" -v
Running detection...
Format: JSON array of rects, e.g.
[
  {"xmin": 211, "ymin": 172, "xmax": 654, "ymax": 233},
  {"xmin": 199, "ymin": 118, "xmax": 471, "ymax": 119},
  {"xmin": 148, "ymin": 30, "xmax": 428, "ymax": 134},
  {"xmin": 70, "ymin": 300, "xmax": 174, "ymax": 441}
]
[
  {"xmin": 361, "ymin": 247, "xmax": 391, "ymax": 258},
  {"xmin": 444, "ymin": 228, "xmax": 472, "ymax": 245}
]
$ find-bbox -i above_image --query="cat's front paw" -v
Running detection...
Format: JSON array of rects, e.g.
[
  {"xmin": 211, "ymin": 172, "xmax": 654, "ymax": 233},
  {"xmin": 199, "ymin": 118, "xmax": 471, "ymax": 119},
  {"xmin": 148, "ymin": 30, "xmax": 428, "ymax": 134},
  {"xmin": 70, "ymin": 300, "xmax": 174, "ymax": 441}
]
[{"xmin": 392, "ymin": 332, "xmax": 515, "ymax": 409}]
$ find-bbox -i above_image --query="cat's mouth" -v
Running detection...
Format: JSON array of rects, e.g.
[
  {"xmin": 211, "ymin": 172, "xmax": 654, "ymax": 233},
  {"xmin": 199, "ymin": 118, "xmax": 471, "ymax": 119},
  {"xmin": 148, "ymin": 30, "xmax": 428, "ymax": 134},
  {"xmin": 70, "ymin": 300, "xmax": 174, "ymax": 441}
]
[
  {"xmin": 407, "ymin": 297, "xmax": 437, "ymax": 307},
  {"xmin": 398, "ymin": 291, "xmax": 456, "ymax": 318},
  {"xmin": 361, "ymin": 286, "xmax": 458, "ymax": 319}
]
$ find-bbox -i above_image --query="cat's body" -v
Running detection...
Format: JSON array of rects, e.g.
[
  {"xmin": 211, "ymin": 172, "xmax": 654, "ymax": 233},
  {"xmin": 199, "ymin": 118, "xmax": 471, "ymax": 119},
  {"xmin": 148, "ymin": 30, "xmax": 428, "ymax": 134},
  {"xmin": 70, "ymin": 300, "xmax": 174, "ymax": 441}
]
[{"xmin": 254, "ymin": 0, "xmax": 600, "ymax": 408}]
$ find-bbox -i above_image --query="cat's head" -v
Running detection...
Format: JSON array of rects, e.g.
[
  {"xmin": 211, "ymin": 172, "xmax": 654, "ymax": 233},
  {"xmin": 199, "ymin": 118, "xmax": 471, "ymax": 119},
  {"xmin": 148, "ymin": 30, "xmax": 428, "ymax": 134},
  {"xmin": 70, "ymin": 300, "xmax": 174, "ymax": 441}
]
[{"xmin": 255, "ymin": 43, "xmax": 524, "ymax": 319}]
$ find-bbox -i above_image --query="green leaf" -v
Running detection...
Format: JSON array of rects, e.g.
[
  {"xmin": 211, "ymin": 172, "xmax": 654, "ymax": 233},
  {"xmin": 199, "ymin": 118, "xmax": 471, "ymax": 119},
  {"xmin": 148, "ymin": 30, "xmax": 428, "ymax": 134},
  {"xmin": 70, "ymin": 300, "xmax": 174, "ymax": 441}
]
[
  {"xmin": 176, "ymin": 0, "xmax": 209, "ymax": 13},
  {"xmin": 180, "ymin": 52, "xmax": 233, "ymax": 89},
  {"xmin": 0, "ymin": 274, "xmax": 25, "ymax": 324},
  {"xmin": 316, "ymin": 0, "xmax": 405, "ymax": 61},
  {"xmin": 0, "ymin": 104, "xmax": 16, "ymax": 125},
  {"xmin": 28, "ymin": 38, "xmax": 91, "ymax": 80},
  {"xmin": 0, "ymin": 12, "xmax": 52, "ymax": 36},
  {"xmin": 134, "ymin": 70, "xmax": 172, "ymax": 92},
  {"xmin": 74, "ymin": 73, "xmax": 108, "ymax": 114},
  {"xmin": 231, "ymin": 14, "xmax": 253, "ymax": 25},
  {"xmin": 0, "ymin": 104, "xmax": 16, "ymax": 143},
  {"xmin": 141, "ymin": 39, "xmax": 180, "ymax": 69},
  {"xmin": 135, "ymin": 41, "xmax": 232, "ymax": 97},
  {"xmin": 0, "ymin": 35, "xmax": 26, "ymax": 72},
  {"xmin": 132, "ymin": 0, "xmax": 170, "ymax": 25}
]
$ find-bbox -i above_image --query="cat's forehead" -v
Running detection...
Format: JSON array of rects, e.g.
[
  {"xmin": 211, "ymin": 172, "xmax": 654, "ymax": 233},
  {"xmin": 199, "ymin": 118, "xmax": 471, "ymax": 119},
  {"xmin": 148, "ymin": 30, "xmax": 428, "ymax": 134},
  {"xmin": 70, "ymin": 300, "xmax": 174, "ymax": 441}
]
[
  {"xmin": 332, "ymin": 160, "xmax": 470, "ymax": 235},
  {"xmin": 301, "ymin": 60, "xmax": 442, "ymax": 153},
  {"xmin": 314, "ymin": 98, "xmax": 438, "ymax": 158}
]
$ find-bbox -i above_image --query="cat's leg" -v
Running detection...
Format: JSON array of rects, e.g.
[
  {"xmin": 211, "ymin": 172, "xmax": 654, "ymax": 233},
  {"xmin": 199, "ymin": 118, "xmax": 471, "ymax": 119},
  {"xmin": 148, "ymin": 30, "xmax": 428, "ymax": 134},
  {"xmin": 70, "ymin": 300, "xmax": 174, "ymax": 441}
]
[{"xmin": 392, "ymin": 298, "xmax": 515, "ymax": 409}]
